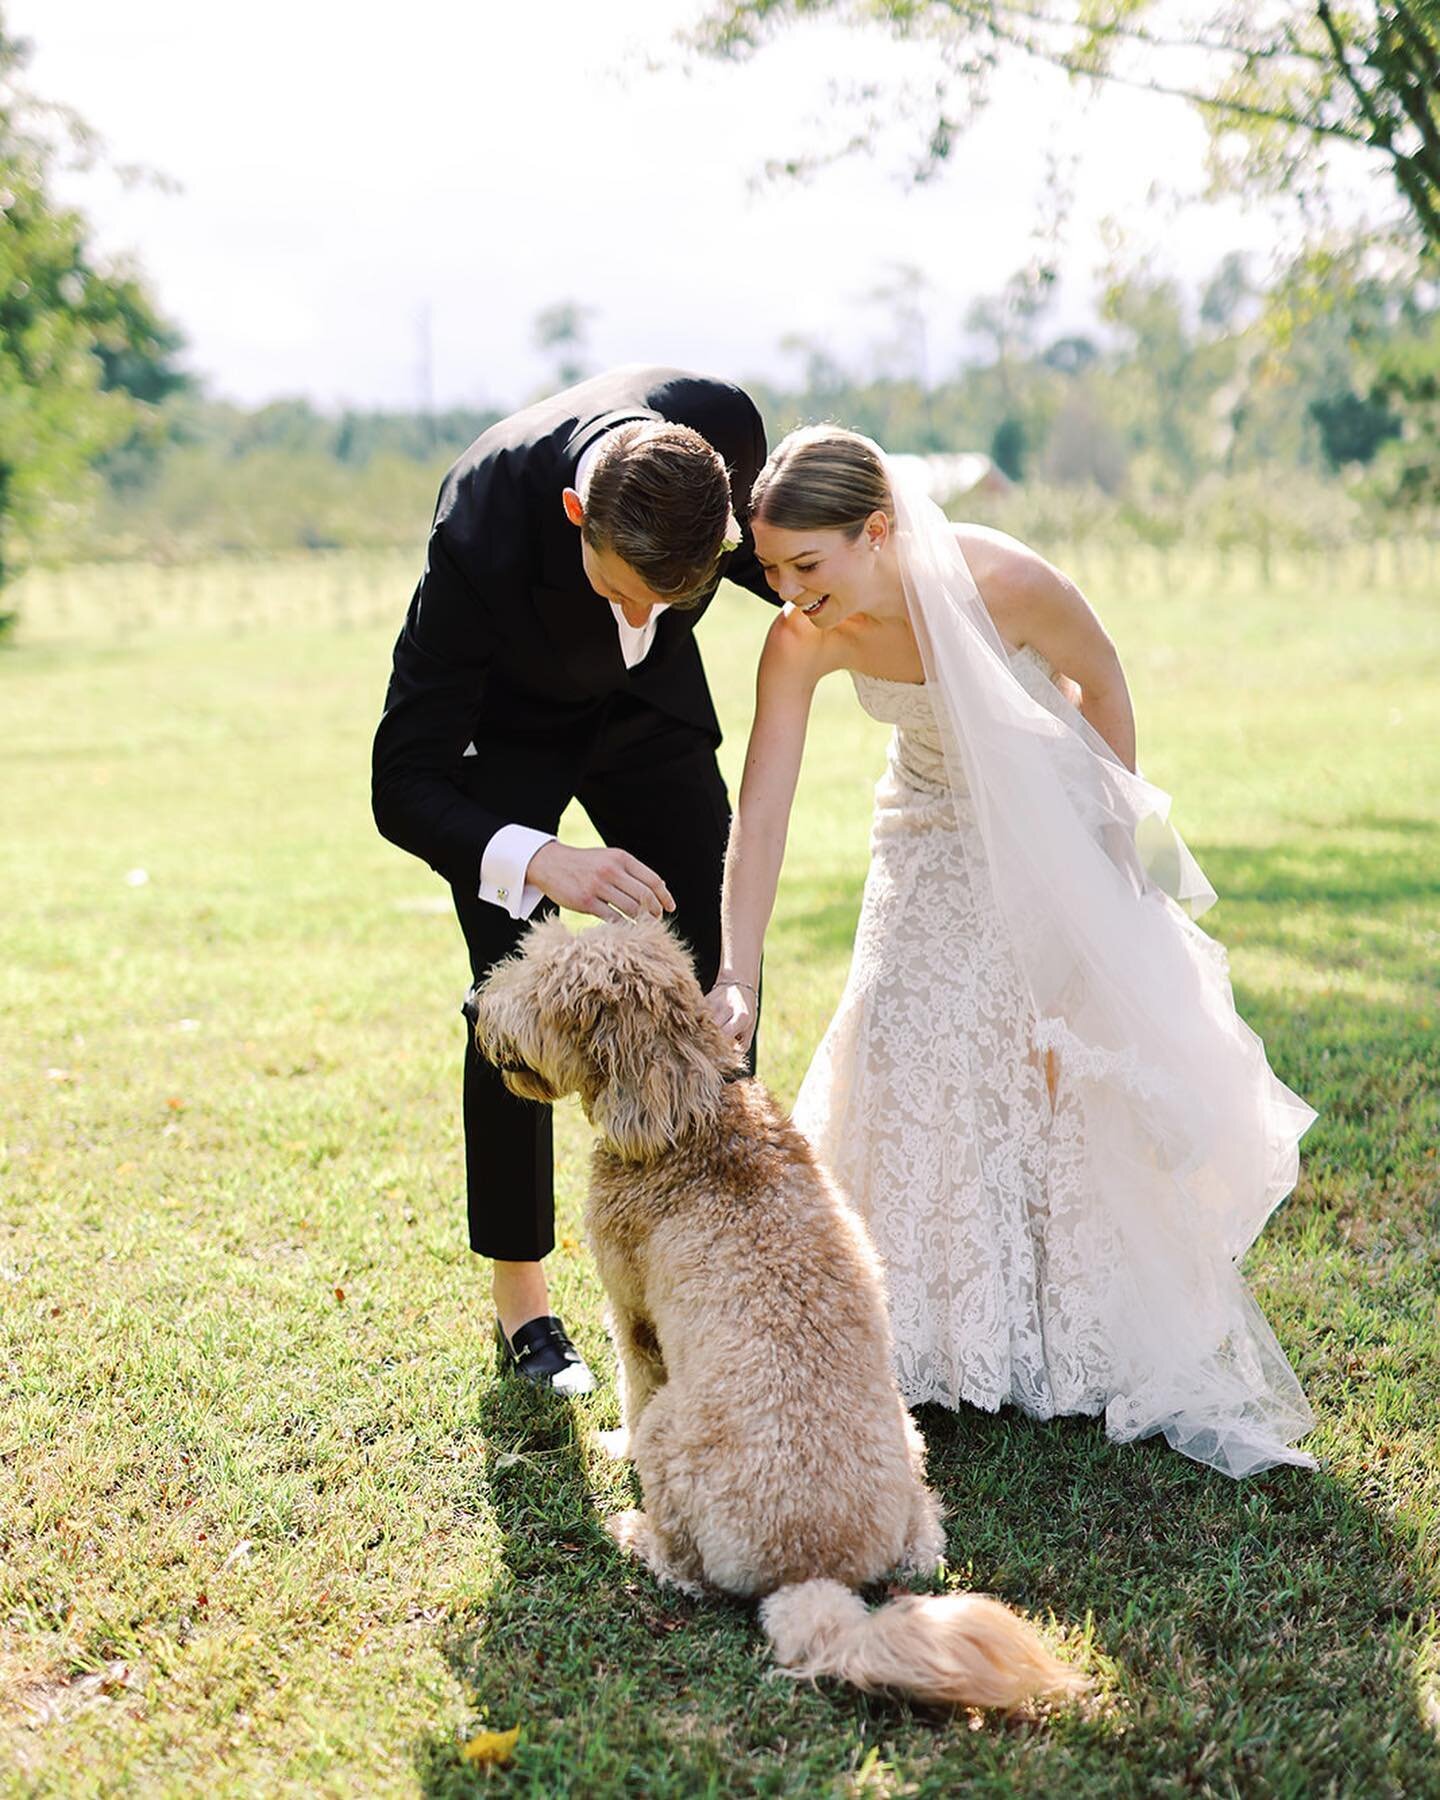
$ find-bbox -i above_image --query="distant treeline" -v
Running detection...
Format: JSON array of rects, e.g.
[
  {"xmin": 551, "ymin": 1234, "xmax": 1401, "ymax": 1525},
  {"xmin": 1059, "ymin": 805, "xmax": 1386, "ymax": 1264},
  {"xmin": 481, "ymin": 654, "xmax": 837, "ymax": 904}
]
[
  {"xmin": 60, "ymin": 396, "xmax": 503, "ymax": 563},
  {"xmin": 39, "ymin": 246, "xmax": 1440, "ymax": 567},
  {"xmin": 132, "ymin": 396, "xmax": 505, "ymax": 469}
]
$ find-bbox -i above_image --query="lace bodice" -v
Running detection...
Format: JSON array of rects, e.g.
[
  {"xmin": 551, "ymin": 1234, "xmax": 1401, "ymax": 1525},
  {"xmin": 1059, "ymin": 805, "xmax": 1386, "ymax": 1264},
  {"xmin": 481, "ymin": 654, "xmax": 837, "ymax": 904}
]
[{"xmin": 852, "ymin": 645, "xmax": 1056, "ymax": 796}]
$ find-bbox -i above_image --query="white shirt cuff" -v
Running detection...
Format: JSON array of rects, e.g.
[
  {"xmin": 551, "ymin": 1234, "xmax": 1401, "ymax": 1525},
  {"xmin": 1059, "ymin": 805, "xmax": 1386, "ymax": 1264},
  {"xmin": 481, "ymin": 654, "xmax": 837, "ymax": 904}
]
[{"xmin": 480, "ymin": 823, "xmax": 555, "ymax": 920}]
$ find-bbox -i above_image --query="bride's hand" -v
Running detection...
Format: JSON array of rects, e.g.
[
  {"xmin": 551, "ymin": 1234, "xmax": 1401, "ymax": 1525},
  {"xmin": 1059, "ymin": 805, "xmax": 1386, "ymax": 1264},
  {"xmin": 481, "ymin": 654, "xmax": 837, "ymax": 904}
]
[{"xmin": 705, "ymin": 978, "xmax": 758, "ymax": 1053}]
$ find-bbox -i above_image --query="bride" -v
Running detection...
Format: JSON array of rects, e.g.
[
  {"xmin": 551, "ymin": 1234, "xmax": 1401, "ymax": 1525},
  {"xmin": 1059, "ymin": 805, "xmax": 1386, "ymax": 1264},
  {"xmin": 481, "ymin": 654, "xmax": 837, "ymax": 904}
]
[{"xmin": 710, "ymin": 425, "xmax": 1316, "ymax": 1478}]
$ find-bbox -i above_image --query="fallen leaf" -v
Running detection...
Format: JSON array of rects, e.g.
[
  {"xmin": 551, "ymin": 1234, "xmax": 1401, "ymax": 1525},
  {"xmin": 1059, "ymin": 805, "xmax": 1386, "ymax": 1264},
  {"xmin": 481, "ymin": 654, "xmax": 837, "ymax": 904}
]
[
  {"xmin": 334, "ymin": 1285, "xmax": 346, "ymax": 1302},
  {"xmin": 461, "ymin": 1725, "xmax": 520, "ymax": 1767}
]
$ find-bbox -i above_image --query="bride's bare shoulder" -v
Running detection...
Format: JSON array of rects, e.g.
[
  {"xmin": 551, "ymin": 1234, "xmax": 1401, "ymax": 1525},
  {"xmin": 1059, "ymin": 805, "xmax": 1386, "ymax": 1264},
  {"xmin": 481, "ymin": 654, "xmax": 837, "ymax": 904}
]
[
  {"xmin": 760, "ymin": 603, "xmax": 844, "ymax": 685},
  {"xmin": 952, "ymin": 522, "xmax": 1053, "ymax": 594}
]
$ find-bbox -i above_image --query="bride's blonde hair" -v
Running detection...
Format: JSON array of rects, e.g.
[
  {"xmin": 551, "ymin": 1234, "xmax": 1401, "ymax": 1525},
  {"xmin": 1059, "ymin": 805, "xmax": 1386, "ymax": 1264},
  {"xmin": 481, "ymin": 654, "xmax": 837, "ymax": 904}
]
[{"xmin": 749, "ymin": 426, "xmax": 893, "ymax": 539}]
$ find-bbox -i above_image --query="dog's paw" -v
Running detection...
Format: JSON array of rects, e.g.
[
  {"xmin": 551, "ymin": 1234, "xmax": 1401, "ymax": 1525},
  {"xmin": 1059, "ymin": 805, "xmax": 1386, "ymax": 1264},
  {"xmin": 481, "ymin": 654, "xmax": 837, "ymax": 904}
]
[
  {"xmin": 895, "ymin": 1547, "xmax": 946, "ymax": 1581},
  {"xmin": 604, "ymin": 1508, "xmax": 705, "ymax": 1595},
  {"xmin": 595, "ymin": 1427, "xmax": 631, "ymax": 1462},
  {"xmin": 604, "ymin": 1507, "xmax": 648, "ymax": 1554}
]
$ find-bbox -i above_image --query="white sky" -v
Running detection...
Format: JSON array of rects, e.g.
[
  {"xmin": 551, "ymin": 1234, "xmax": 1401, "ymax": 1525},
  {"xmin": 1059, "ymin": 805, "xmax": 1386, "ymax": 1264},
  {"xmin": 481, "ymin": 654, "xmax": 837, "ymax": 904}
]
[{"xmin": 14, "ymin": 0, "xmax": 1391, "ymax": 413}]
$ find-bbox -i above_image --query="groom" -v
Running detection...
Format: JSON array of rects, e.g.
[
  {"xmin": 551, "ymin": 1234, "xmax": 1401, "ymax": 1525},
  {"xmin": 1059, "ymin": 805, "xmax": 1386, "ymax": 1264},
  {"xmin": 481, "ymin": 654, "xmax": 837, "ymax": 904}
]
[{"xmin": 372, "ymin": 366, "xmax": 774, "ymax": 1393}]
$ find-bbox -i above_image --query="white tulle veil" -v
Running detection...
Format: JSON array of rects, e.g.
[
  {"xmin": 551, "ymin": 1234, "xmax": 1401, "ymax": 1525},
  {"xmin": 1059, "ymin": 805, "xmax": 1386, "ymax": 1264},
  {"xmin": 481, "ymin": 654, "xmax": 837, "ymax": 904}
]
[{"xmin": 880, "ymin": 449, "xmax": 1317, "ymax": 1476}]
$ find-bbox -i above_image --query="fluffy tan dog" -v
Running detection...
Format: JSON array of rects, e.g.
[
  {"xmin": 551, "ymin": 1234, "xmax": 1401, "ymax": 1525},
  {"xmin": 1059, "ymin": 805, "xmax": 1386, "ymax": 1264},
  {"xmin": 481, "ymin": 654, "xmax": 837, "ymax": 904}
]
[{"xmin": 472, "ymin": 914, "xmax": 1085, "ymax": 1710}]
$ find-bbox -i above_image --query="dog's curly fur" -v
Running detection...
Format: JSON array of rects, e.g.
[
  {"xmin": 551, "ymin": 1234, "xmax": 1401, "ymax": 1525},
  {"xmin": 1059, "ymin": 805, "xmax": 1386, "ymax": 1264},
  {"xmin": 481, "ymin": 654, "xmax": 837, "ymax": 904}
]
[{"xmin": 472, "ymin": 914, "xmax": 1085, "ymax": 1709}]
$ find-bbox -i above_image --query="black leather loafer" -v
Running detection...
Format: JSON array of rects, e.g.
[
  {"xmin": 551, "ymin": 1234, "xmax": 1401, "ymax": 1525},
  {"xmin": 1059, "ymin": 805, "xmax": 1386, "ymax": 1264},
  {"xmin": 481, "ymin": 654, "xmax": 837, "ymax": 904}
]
[{"xmin": 495, "ymin": 1314, "xmax": 596, "ymax": 1396}]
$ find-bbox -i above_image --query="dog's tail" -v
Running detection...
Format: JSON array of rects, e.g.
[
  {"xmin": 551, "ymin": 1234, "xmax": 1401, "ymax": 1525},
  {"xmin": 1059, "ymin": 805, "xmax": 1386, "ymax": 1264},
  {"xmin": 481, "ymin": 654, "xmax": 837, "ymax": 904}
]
[{"xmin": 759, "ymin": 1579, "xmax": 1086, "ymax": 1710}]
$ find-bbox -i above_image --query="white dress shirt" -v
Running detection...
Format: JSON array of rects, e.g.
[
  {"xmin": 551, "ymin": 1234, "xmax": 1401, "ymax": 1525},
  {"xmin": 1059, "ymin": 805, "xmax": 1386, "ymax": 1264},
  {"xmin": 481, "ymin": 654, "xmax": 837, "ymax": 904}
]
[{"xmin": 476, "ymin": 434, "xmax": 670, "ymax": 920}]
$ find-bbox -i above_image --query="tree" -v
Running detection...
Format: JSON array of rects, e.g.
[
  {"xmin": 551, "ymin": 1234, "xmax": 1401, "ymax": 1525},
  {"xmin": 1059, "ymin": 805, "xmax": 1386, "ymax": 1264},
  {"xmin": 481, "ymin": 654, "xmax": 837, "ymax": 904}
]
[
  {"xmin": 1099, "ymin": 268, "xmax": 1209, "ymax": 479},
  {"xmin": 1307, "ymin": 384, "xmax": 1402, "ymax": 465},
  {"xmin": 0, "ymin": 13, "xmax": 185, "ymax": 589},
  {"xmin": 1367, "ymin": 311, "xmax": 1440, "ymax": 502},
  {"xmin": 1199, "ymin": 252, "xmax": 1257, "ymax": 335},
  {"xmin": 532, "ymin": 301, "xmax": 594, "ymax": 391},
  {"xmin": 1041, "ymin": 333, "xmax": 1101, "ymax": 376},
  {"xmin": 691, "ymin": 3, "xmax": 1440, "ymax": 253}
]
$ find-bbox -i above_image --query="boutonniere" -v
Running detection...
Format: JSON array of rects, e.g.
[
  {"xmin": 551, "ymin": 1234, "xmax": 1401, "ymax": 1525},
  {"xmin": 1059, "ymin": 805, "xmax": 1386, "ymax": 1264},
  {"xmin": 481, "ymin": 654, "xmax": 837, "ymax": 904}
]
[{"xmin": 720, "ymin": 513, "xmax": 742, "ymax": 554}]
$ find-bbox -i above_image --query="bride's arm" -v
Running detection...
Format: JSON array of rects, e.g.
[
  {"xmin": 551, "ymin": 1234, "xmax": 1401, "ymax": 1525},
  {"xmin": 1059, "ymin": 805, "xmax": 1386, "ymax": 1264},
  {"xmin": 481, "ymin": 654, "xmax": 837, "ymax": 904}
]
[
  {"xmin": 710, "ymin": 610, "xmax": 829, "ymax": 1047},
  {"xmin": 957, "ymin": 524, "xmax": 1138, "ymax": 772}
]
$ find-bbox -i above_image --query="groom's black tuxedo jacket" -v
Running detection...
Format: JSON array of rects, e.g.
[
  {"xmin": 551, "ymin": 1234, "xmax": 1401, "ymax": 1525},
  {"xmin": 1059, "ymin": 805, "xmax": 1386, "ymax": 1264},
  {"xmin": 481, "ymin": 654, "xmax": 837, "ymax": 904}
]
[{"xmin": 372, "ymin": 366, "xmax": 775, "ymax": 888}]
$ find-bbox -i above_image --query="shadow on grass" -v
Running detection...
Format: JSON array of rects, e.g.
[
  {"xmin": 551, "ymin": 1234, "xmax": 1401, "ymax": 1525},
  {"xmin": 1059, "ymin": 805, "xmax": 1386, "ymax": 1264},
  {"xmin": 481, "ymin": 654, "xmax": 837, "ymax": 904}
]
[
  {"xmin": 415, "ymin": 1369, "xmax": 759, "ymax": 1798},
  {"xmin": 1198, "ymin": 820, "xmax": 1440, "ymax": 913},
  {"xmin": 1191, "ymin": 822, "xmax": 1439, "ymax": 1209},
  {"xmin": 411, "ymin": 1366, "xmax": 1438, "ymax": 1797},
  {"xmin": 912, "ymin": 1405, "xmax": 1439, "ymax": 1789}
]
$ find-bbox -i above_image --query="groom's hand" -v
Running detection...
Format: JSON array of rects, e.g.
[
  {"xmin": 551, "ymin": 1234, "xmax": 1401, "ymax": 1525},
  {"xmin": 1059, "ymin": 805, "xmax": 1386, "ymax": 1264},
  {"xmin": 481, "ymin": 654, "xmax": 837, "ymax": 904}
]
[{"xmin": 526, "ymin": 841, "xmax": 675, "ymax": 922}]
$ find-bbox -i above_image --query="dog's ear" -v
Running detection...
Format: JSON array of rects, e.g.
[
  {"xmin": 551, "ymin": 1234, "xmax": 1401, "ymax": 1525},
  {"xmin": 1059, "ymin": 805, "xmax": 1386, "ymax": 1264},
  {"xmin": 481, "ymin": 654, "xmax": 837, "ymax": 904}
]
[
  {"xmin": 582, "ymin": 919, "xmax": 739, "ymax": 1160},
  {"xmin": 589, "ymin": 993, "xmax": 724, "ymax": 1160},
  {"xmin": 472, "ymin": 916, "xmax": 606, "ymax": 1099}
]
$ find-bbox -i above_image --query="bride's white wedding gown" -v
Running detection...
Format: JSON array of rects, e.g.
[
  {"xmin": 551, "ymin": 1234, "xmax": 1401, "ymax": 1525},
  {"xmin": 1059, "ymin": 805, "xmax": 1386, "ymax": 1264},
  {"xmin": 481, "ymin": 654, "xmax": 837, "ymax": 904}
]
[{"xmin": 793, "ymin": 648, "xmax": 1316, "ymax": 1477}]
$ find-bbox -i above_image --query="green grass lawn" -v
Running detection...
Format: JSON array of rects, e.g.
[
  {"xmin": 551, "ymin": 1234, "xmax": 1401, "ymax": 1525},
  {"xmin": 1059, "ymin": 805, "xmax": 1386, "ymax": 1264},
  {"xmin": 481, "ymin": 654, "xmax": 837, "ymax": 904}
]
[{"xmin": 1, "ymin": 553, "xmax": 1437, "ymax": 1797}]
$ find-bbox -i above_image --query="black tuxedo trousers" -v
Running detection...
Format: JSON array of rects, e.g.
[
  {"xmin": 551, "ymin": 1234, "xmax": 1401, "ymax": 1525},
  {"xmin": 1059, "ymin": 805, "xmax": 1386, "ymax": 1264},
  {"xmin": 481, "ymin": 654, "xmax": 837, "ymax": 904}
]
[{"xmin": 453, "ymin": 689, "xmax": 753, "ymax": 1261}]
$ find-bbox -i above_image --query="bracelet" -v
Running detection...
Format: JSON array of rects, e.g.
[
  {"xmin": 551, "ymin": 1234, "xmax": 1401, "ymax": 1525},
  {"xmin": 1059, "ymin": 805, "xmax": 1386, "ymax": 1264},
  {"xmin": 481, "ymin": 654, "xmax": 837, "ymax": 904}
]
[{"xmin": 719, "ymin": 976, "xmax": 758, "ymax": 999}]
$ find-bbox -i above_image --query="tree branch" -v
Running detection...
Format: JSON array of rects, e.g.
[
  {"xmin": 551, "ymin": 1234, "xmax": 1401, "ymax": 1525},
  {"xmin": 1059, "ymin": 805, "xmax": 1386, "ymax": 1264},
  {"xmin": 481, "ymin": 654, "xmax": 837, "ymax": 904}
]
[
  {"xmin": 1372, "ymin": 29, "xmax": 1440, "ymax": 230},
  {"xmin": 1389, "ymin": 1, "xmax": 1440, "ymax": 90},
  {"xmin": 982, "ymin": 12, "xmax": 1375, "ymax": 150},
  {"xmin": 984, "ymin": 0, "xmax": 1332, "ymax": 66},
  {"xmin": 693, "ymin": 0, "xmax": 1440, "ymax": 246},
  {"xmin": 1316, "ymin": 1, "xmax": 1394, "ymax": 144},
  {"xmin": 1379, "ymin": 44, "xmax": 1440, "ymax": 168},
  {"xmin": 1316, "ymin": 0, "xmax": 1440, "ymax": 240},
  {"xmin": 1376, "ymin": 11, "xmax": 1440, "ymax": 170}
]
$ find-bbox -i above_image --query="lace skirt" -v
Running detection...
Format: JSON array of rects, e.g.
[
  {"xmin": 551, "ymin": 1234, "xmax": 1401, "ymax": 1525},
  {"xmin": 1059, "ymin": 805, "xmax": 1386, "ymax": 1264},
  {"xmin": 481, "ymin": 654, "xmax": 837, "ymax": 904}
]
[{"xmin": 792, "ymin": 765, "xmax": 1316, "ymax": 1476}]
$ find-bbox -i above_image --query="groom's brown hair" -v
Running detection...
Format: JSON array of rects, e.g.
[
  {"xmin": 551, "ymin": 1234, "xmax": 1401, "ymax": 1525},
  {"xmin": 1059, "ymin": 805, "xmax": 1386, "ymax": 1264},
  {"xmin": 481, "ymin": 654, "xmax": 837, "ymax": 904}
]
[{"xmin": 583, "ymin": 422, "xmax": 733, "ymax": 606}]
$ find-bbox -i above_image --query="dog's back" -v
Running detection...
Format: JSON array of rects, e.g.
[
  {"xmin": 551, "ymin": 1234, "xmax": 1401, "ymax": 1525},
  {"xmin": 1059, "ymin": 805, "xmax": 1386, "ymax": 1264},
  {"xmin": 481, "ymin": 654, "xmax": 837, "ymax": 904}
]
[{"xmin": 589, "ymin": 1079, "xmax": 925, "ymax": 1594}]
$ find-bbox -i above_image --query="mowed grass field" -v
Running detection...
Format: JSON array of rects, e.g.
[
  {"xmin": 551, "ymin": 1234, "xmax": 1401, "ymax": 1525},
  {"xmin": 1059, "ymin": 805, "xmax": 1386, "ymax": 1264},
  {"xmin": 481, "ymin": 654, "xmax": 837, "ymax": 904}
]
[{"xmin": 2, "ymin": 547, "xmax": 1438, "ymax": 1797}]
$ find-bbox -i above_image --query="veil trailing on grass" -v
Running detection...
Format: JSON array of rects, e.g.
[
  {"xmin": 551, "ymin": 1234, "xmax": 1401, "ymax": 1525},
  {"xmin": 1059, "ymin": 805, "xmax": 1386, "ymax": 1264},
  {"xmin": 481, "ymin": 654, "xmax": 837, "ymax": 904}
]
[{"xmin": 884, "ymin": 451, "xmax": 1317, "ymax": 1477}]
